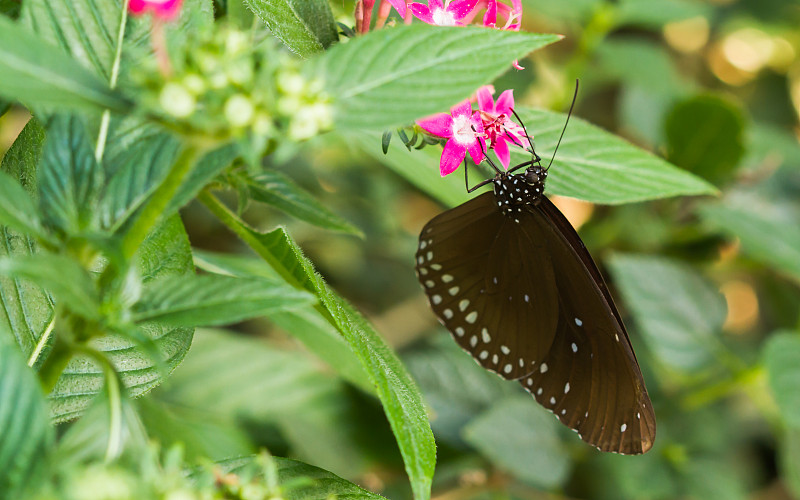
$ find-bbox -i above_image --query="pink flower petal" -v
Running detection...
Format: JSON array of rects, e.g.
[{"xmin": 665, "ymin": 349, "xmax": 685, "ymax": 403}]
[
  {"xmin": 409, "ymin": 3, "xmax": 433, "ymax": 23},
  {"xmin": 387, "ymin": 0, "xmax": 407, "ymax": 16},
  {"xmin": 450, "ymin": 99, "xmax": 473, "ymax": 118},
  {"xmin": 466, "ymin": 136, "xmax": 485, "ymax": 165},
  {"xmin": 441, "ymin": 139, "xmax": 467, "ymax": 176},
  {"xmin": 482, "ymin": 0, "xmax": 497, "ymax": 26},
  {"xmin": 417, "ymin": 113, "xmax": 454, "ymax": 138},
  {"xmin": 512, "ymin": 59, "xmax": 524, "ymax": 70},
  {"xmin": 493, "ymin": 136, "xmax": 510, "ymax": 168},
  {"xmin": 476, "ymin": 86, "xmax": 495, "ymax": 113},
  {"xmin": 128, "ymin": 0, "xmax": 182, "ymax": 19},
  {"xmin": 447, "ymin": 0, "xmax": 480, "ymax": 19},
  {"xmin": 495, "ymin": 89, "xmax": 515, "ymax": 114}
]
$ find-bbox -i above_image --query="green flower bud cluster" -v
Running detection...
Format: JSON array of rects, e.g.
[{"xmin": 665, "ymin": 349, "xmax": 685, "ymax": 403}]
[{"xmin": 137, "ymin": 26, "xmax": 333, "ymax": 149}]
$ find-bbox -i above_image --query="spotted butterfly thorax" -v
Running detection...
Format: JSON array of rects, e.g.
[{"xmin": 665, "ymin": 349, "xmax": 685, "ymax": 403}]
[{"xmin": 415, "ymin": 133, "xmax": 656, "ymax": 455}]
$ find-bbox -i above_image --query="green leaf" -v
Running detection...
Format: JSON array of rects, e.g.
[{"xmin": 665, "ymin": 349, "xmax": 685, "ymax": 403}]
[
  {"xmin": 403, "ymin": 336, "xmax": 516, "ymax": 446},
  {"xmin": 0, "ymin": 0, "xmax": 21, "ymax": 19},
  {"xmin": 665, "ymin": 95, "xmax": 746, "ymax": 185},
  {"xmin": 134, "ymin": 274, "xmax": 315, "ymax": 327},
  {"xmin": 248, "ymin": 171, "xmax": 362, "ymax": 235},
  {"xmin": 20, "ymin": 0, "xmax": 125, "ymax": 82},
  {"xmin": 463, "ymin": 396, "xmax": 570, "ymax": 488},
  {"xmin": 781, "ymin": 429, "xmax": 800, "ymax": 500},
  {"xmin": 764, "ymin": 332, "xmax": 800, "ymax": 427},
  {"xmin": 199, "ymin": 193, "xmax": 436, "ymax": 500},
  {"xmin": 0, "ymin": 171, "xmax": 48, "ymax": 241},
  {"xmin": 608, "ymin": 254, "xmax": 726, "ymax": 371},
  {"xmin": 49, "ymin": 216, "xmax": 195, "ymax": 423},
  {"xmin": 617, "ymin": 0, "xmax": 712, "ymax": 29},
  {"xmin": 683, "ymin": 457, "xmax": 748, "ymax": 500},
  {"xmin": 39, "ymin": 115, "xmax": 103, "ymax": 234},
  {"xmin": 192, "ymin": 250, "xmax": 374, "ymax": 394},
  {"xmin": 0, "ymin": 254, "xmax": 100, "ymax": 321},
  {"xmin": 165, "ymin": 143, "xmax": 239, "ymax": 214},
  {"xmin": 699, "ymin": 193, "xmax": 800, "ymax": 284},
  {"xmin": 0, "ymin": 341, "xmax": 53, "ymax": 499},
  {"xmin": 243, "ymin": 0, "xmax": 337, "ymax": 58},
  {"xmin": 0, "ymin": 118, "xmax": 45, "ymax": 195},
  {"xmin": 514, "ymin": 107, "xmax": 718, "ymax": 204},
  {"xmin": 214, "ymin": 456, "xmax": 387, "ymax": 499},
  {"xmin": 157, "ymin": 328, "xmax": 366, "ymax": 475},
  {"xmin": 595, "ymin": 38, "xmax": 687, "ymax": 98},
  {"xmin": 0, "ymin": 16, "xmax": 128, "ymax": 112},
  {"xmin": 0, "ymin": 119, "xmax": 52, "ymax": 362},
  {"xmin": 318, "ymin": 24, "xmax": 561, "ymax": 130}
]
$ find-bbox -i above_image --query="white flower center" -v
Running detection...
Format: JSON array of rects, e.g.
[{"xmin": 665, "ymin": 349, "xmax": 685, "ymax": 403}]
[
  {"xmin": 451, "ymin": 114, "xmax": 475, "ymax": 145},
  {"xmin": 432, "ymin": 7, "xmax": 457, "ymax": 26}
]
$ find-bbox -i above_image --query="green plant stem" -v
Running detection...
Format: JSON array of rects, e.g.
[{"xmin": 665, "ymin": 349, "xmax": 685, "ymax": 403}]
[
  {"xmin": 74, "ymin": 345, "xmax": 124, "ymax": 462},
  {"xmin": 682, "ymin": 365, "xmax": 762, "ymax": 409},
  {"xmin": 120, "ymin": 144, "xmax": 201, "ymax": 260}
]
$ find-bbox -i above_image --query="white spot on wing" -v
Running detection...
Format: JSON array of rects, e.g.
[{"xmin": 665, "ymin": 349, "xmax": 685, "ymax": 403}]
[
  {"xmin": 540, "ymin": 363, "xmax": 548, "ymax": 373},
  {"xmin": 443, "ymin": 309, "xmax": 453, "ymax": 319},
  {"xmin": 470, "ymin": 335, "xmax": 478, "ymax": 347},
  {"xmin": 550, "ymin": 397, "xmax": 556, "ymax": 405},
  {"xmin": 455, "ymin": 327, "xmax": 464, "ymax": 337},
  {"xmin": 465, "ymin": 311, "xmax": 478, "ymax": 324},
  {"xmin": 564, "ymin": 382, "xmax": 570, "ymax": 394},
  {"xmin": 503, "ymin": 364, "xmax": 512, "ymax": 374},
  {"xmin": 481, "ymin": 328, "xmax": 491, "ymax": 343},
  {"xmin": 432, "ymin": 295, "xmax": 442, "ymax": 305},
  {"xmin": 620, "ymin": 423, "xmax": 627, "ymax": 432},
  {"xmin": 431, "ymin": 264, "xmax": 442, "ymax": 271},
  {"xmin": 448, "ymin": 286, "xmax": 459, "ymax": 296},
  {"xmin": 479, "ymin": 350, "xmax": 488, "ymax": 360},
  {"xmin": 574, "ymin": 317, "xmax": 583, "ymax": 326},
  {"xmin": 492, "ymin": 354, "xmax": 499, "ymax": 364},
  {"xmin": 571, "ymin": 343, "xmax": 578, "ymax": 353},
  {"xmin": 500, "ymin": 345, "xmax": 510, "ymax": 355},
  {"xmin": 442, "ymin": 274, "xmax": 454, "ymax": 283},
  {"xmin": 459, "ymin": 299, "xmax": 470, "ymax": 312}
]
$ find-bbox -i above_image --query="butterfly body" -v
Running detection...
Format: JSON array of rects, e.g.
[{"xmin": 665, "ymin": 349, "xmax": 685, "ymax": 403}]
[{"xmin": 416, "ymin": 162, "xmax": 656, "ymax": 454}]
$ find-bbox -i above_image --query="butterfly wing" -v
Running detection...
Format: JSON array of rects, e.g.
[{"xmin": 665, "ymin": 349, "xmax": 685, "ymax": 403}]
[
  {"xmin": 517, "ymin": 196, "xmax": 656, "ymax": 454},
  {"xmin": 416, "ymin": 192, "xmax": 560, "ymax": 380}
]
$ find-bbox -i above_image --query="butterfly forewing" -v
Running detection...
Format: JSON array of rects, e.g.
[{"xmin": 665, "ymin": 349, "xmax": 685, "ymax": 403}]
[
  {"xmin": 416, "ymin": 190, "xmax": 655, "ymax": 455},
  {"xmin": 416, "ymin": 193, "xmax": 559, "ymax": 380}
]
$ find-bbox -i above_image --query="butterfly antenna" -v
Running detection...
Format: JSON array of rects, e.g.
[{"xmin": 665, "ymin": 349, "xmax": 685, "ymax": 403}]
[
  {"xmin": 546, "ymin": 79, "xmax": 579, "ymax": 172},
  {"xmin": 510, "ymin": 107, "xmax": 535, "ymax": 155},
  {"xmin": 471, "ymin": 125, "xmax": 503, "ymax": 174}
]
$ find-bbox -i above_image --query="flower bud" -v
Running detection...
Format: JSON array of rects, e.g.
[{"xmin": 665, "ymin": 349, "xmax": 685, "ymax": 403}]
[
  {"xmin": 160, "ymin": 82, "xmax": 196, "ymax": 118},
  {"xmin": 224, "ymin": 94, "xmax": 255, "ymax": 127}
]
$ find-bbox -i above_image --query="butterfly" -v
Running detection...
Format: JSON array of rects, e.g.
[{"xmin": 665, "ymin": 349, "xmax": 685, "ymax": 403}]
[{"xmin": 414, "ymin": 97, "xmax": 656, "ymax": 454}]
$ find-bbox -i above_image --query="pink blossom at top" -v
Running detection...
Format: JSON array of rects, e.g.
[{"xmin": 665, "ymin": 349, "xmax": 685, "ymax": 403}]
[
  {"xmin": 410, "ymin": 0, "xmax": 480, "ymax": 26},
  {"xmin": 476, "ymin": 85, "xmax": 525, "ymax": 168},
  {"xmin": 417, "ymin": 100, "xmax": 486, "ymax": 176},
  {"xmin": 387, "ymin": 0, "xmax": 408, "ymax": 16},
  {"xmin": 129, "ymin": 0, "xmax": 183, "ymax": 19},
  {"xmin": 482, "ymin": 0, "xmax": 524, "ymax": 68}
]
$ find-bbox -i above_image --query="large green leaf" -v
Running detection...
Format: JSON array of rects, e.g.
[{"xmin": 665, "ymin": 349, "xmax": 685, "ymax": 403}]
[
  {"xmin": 200, "ymin": 193, "xmax": 436, "ymax": 500},
  {"xmin": 463, "ymin": 396, "xmax": 570, "ymax": 488},
  {"xmin": 0, "ymin": 119, "xmax": 52, "ymax": 362},
  {"xmin": 214, "ymin": 456, "xmax": 387, "ymax": 499},
  {"xmin": 608, "ymin": 254, "xmax": 726, "ymax": 371},
  {"xmin": 248, "ymin": 171, "xmax": 362, "ymax": 235},
  {"xmin": 0, "ymin": 16, "xmax": 128, "ymax": 112},
  {"xmin": 158, "ymin": 328, "xmax": 367, "ymax": 476},
  {"xmin": 49, "ymin": 216, "xmax": 195, "ymax": 423},
  {"xmin": 244, "ymin": 0, "xmax": 337, "ymax": 58},
  {"xmin": 0, "ymin": 171, "xmax": 48, "ymax": 241},
  {"xmin": 0, "ymin": 340, "xmax": 53, "ymax": 499},
  {"xmin": 514, "ymin": 107, "xmax": 717, "ymax": 204},
  {"xmin": 699, "ymin": 192, "xmax": 800, "ymax": 284},
  {"xmin": 665, "ymin": 95, "xmax": 746, "ymax": 185},
  {"xmin": 782, "ymin": 429, "xmax": 800, "ymax": 500},
  {"xmin": 134, "ymin": 274, "xmax": 315, "ymax": 327},
  {"xmin": 764, "ymin": 332, "xmax": 800, "ymax": 427},
  {"xmin": 39, "ymin": 115, "xmax": 103, "ymax": 234},
  {"xmin": 0, "ymin": 254, "xmax": 100, "ymax": 321},
  {"xmin": 318, "ymin": 24, "xmax": 561, "ymax": 130},
  {"xmin": 193, "ymin": 250, "xmax": 374, "ymax": 394},
  {"xmin": 20, "ymin": 0, "xmax": 125, "ymax": 82}
]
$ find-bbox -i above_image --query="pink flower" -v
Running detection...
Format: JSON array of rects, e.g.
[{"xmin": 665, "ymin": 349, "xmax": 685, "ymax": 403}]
[
  {"xmin": 387, "ymin": 0, "xmax": 408, "ymax": 16},
  {"xmin": 417, "ymin": 100, "xmax": 485, "ymax": 176},
  {"xmin": 129, "ymin": 0, "xmax": 182, "ymax": 19},
  {"xmin": 476, "ymin": 86, "xmax": 525, "ymax": 168},
  {"xmin": 410, "ymin": 0, "xmax": 480, "ymax": 26}
]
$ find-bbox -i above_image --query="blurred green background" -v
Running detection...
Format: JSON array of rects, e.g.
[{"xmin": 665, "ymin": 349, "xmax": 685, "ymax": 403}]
[{"xmin": 3, "ymin": 0, "xmax": 800, "ymax": 498}]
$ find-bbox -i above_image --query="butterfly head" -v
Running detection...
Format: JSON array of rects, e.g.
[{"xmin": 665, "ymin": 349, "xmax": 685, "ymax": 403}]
[{"xmin": 493, "ymin": 163, "xmax": 547, "ymax": 216}]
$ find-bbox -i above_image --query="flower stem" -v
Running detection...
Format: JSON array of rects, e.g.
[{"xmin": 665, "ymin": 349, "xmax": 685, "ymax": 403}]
[
  {"xmin": 375, "ymin": 0, "xmax": 392, "ymax": 29},
  {"xmin": 38, "ymin": 331, "xmax": 72, "ymax": 394},
  {"xmin": 120, "ymin": 144, "xmax": 200, "ymax": 260},
  {"xmin": 151, "ymin": 16, "xmax": 173, "ymax": 77}
]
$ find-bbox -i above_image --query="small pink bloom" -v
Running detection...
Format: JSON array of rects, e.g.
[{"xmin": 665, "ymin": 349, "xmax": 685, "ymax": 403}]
[
  {"xmin": 476, "ymin": 85, "xmax": 525, "ymax": 168},
  {"xmin": 129, "ymin": 0, "xmax": 183, "ymax": 19},
  {"xmin": 418, "ymin": 100, "xmax": 485, "ymax": 176},
  {"xmin": 387, "ymin": 0, "xmax": 408, "ymax": 16},
  {"xmin": 410, "ymin": 0, "xmax": 480, "ymax": 26}
]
